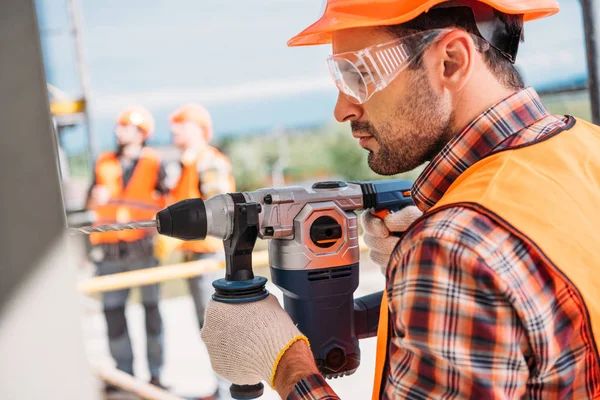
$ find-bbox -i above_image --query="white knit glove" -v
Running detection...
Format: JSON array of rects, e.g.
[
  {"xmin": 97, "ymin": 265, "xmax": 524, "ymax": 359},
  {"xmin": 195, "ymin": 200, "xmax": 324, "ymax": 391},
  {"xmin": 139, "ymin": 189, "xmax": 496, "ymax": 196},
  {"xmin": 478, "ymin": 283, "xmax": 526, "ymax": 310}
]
[
  {"xmin": 201, "ymin": 294, "xmax": 309, "ymax": 387},
  {"xmin": 361, "ymin": 206, "xmax": 422, "ymax": 273}
]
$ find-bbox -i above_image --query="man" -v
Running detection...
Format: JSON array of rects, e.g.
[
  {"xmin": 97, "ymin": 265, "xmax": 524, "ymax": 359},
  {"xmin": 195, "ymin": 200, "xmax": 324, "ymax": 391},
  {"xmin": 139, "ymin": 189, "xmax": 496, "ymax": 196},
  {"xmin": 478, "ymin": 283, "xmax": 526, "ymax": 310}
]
[
  {"xmin": 87, "ymin": 105, "xmax": 168, "ymax": 391},
  {"xmin": 167, "ymin": 104, "xmax": 236, "ymax": 399},
  {"xmin": 200, "ymin": 0, "xmax": 600, "ymax": 399}
]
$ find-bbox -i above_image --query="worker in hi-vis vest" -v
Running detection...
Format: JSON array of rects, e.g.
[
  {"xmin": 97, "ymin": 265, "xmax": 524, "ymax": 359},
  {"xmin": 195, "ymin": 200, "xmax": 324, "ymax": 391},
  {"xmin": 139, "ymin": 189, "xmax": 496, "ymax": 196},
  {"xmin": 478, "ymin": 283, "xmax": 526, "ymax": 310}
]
[
  {"xmin": 167, "ymin": 103, "xmax": 236, "ymax": 399},
  {"xmin": 86, "ymin": 105, "xmax": 169, "ymax": 392},
  {"xmin": 198, "ymin": 1, "xmax": 600, "ymax": 399}
]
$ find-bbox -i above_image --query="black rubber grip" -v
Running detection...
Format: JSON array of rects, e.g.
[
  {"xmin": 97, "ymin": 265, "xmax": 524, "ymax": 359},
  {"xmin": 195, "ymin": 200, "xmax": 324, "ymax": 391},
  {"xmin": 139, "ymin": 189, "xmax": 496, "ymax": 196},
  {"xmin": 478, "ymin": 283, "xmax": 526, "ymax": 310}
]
[
  {"xmin": 354, "ymin": 291, "xmax": 384, "ymax": 339},
  {"xmin": 357, "ymin": 182, "xmax": 377, "ymax": 208},
  {"xmin": 229, "ymin": 192, "xmax": 246, "ymax": 204},
  {"xmin": 156, "ymin": 198, "xmax": 207, "ymax": 241},
  {"xmin": 230, "ymin": 383, "xmax": 264, "ymax": 399}
]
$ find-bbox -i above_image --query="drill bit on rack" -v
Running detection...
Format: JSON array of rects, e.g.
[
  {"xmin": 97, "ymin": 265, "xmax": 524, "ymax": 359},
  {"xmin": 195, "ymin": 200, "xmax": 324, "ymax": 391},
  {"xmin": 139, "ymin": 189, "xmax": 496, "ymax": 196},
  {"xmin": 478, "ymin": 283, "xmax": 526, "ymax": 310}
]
[{"xmin": 68, "ymin": 220, "xmax": 157, "ymax": 235}]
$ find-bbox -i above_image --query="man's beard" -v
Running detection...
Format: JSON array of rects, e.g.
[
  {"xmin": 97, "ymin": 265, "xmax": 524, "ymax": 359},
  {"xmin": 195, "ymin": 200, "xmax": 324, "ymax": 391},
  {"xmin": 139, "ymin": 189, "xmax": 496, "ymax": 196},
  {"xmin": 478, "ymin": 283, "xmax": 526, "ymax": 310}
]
[{"xmin": 351, "ymin": 71, "xmax": 455, "ymax": 175}]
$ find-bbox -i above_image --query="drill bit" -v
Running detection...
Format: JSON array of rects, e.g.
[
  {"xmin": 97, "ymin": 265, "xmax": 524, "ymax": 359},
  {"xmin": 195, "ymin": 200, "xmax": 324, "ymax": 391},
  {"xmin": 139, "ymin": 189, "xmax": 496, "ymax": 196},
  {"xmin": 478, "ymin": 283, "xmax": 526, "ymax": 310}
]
[{"xmin": 68, "ymin": 220, "xmax": 157, "ymax": 236}]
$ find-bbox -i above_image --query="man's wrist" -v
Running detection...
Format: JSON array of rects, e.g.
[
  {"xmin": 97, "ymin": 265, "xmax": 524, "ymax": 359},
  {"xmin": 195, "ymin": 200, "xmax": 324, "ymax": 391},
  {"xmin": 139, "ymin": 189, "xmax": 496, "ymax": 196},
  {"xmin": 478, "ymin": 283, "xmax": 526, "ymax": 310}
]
[{"xmin": 273, "ymin": 340, "xmax": 319, "ymax": 398}]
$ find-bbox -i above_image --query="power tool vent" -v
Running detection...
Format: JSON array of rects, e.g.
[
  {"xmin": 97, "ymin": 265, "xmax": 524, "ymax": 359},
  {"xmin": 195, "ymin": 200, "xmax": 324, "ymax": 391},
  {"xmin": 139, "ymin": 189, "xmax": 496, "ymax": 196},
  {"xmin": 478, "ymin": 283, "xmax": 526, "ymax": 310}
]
[{"xmin": 307, "ymin": 267, "xmax": 352, "ymax": 281}]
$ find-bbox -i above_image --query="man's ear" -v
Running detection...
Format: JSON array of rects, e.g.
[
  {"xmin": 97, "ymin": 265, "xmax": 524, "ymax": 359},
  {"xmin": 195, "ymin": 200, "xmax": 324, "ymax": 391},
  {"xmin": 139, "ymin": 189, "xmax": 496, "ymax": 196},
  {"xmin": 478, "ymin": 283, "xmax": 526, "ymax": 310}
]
[{"xmin": 434, "ymin": 31, "xmax": 476, "ymax": 92}]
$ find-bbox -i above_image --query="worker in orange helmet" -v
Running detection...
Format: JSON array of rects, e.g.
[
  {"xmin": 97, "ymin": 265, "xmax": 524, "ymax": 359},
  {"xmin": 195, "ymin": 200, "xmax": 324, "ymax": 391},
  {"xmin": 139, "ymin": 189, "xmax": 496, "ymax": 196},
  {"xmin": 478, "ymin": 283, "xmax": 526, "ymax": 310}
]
[
  {"xmin": 200, "ymin": 0, "xmax": 600, "ymax": 399},
  {"xmin": 86, "ymin": 105, "xmax": 169, "ymax": 393},
  {"xmin": 167, "ymin": 103, "xmax": 236, "ymax": 399}
]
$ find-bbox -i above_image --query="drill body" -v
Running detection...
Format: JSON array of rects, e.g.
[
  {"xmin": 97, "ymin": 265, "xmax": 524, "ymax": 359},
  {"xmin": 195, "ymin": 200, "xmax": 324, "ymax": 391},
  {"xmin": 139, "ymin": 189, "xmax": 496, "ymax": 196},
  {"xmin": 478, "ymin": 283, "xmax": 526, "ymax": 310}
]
[{"xmin": 156, "ymin": 180, "xmax": 413, "ymax": 391}]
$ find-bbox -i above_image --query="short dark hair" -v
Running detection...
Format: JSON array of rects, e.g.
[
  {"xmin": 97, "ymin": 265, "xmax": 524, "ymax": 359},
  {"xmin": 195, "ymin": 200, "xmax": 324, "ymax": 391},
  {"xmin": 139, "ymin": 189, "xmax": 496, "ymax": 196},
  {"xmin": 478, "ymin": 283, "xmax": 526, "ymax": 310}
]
[{"xmin": 385, "ymin": 6, "xmax": 525, "ymax": 90}]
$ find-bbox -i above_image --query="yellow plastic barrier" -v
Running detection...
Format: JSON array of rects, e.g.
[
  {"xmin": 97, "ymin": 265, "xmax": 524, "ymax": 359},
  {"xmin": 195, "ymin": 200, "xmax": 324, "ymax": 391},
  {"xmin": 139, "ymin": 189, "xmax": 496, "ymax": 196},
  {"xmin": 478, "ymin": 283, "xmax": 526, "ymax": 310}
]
[
  {"xmin": 78, "ymin": 251, "xmax": 270, "ymax": 295},
  {"xmin": 79, "ymin": 239, "xmax": 367, "ymax": 295}
]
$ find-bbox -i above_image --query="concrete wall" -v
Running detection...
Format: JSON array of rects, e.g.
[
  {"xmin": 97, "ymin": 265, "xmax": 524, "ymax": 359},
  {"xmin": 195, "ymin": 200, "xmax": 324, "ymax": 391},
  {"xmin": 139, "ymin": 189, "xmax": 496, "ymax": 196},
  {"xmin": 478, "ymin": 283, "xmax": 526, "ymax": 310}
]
[{"xmin": 0, "ymin": 0, "xmax": 97, "ymax": 398}]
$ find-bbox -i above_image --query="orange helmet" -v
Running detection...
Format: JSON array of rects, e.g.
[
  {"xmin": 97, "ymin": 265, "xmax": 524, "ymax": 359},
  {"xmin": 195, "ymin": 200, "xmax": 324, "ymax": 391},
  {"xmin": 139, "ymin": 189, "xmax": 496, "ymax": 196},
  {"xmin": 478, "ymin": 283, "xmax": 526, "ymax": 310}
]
[
  {"xmin": 116, "ymin": 106, "xmax": 155, "ymax": 138},
  {"xmin": 169, "ymin": 104, "xmax": 214, "ymax": 142},
  {"xmin": 288, "ymin": 0, "xmax": 559, "ymax": 47}
]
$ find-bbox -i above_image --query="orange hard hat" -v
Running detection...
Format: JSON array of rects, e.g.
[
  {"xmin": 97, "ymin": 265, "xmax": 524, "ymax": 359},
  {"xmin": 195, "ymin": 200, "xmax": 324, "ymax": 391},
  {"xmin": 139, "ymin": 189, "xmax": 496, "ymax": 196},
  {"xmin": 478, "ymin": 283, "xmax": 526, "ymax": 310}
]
[
  {"xmin": 169, "ymin": 104, "xmax": 214, "ymax": 142},
  {"xmin": 288, "ymin": 0, "xmax": 560, "ymax": 47},
  {"xmin": 116, "ymin": 106, "xmax": 155, "ymax": 137}
]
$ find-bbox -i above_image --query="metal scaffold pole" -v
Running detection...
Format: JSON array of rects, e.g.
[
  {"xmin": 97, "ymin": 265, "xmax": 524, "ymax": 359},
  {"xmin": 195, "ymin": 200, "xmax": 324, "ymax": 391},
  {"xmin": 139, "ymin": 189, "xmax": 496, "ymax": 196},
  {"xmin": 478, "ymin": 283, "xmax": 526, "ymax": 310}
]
[
  {"xmin": 581, "ymin": 0, "xmax": 600, "ymax": 124},
  {"xmin": 68, "ymin": 0, "xmax": 97, "ymax": 162}
]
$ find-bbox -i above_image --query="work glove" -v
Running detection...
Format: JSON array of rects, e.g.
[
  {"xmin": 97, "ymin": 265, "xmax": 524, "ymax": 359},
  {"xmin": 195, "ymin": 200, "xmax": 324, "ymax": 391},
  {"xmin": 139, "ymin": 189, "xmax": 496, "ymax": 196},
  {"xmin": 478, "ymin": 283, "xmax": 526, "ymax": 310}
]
[
  {"xmin": 201, "ymin": 294, "xmax": 309, "ymax": 388},
  {"xmin": 361, "ymin": 206, "xmax": 422, "ymax": 273}
]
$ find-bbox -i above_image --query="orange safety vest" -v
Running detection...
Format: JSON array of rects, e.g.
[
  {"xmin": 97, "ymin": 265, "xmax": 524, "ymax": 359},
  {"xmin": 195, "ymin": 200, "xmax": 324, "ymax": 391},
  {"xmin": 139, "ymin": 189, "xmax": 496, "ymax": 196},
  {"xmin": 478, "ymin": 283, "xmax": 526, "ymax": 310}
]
[
  {"xmin": 372, "ymin": 118, "xmax": 600, "ymax": 399},
  {"xmin": 170, "ymin": 147, "xmax": 235, "ymax": 253},
  {"xmin": 90, "ymin": 148, "xmax": 163, "ymax": 244}
]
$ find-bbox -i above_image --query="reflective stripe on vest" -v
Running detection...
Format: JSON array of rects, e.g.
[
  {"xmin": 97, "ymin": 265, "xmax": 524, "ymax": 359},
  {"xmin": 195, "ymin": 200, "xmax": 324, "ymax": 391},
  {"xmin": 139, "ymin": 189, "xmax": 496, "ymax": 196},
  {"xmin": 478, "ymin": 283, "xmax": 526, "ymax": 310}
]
[
  {"xmin": 91, "ymin": 148, "xmax": 162, "ymax": 244},
  {"xmin": 372, "ymin": 118, "xmax": 600, "ymax": 398}
]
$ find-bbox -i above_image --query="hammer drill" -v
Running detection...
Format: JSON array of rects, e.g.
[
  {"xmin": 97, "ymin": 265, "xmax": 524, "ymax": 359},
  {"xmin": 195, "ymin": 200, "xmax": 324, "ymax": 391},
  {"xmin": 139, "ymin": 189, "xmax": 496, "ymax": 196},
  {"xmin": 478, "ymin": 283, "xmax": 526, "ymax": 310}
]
[
  {"xmin": 73, "ymin": 180, "xmax": 413, "ymax": 398},
  {"xmin": 153, "ymin": 179, "xmax": 413, "ymax": 398}
]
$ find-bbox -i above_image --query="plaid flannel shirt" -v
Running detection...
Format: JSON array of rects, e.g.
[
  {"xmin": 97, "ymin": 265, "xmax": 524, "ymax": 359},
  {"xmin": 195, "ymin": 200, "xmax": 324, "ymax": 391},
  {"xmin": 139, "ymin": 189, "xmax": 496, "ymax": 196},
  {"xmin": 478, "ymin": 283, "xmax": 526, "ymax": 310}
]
[{"xmin": 289, "ymin": 88, "xmax": 600, "ymax": 399}]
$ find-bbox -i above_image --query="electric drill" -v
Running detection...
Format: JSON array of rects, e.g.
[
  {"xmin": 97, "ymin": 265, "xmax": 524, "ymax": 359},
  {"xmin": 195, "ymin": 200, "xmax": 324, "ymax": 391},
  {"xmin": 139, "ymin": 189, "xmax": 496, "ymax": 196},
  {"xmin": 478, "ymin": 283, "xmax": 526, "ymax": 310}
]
[{"xmin": 154, "ymin": 180, "xmax": 414, "ymax": 399}]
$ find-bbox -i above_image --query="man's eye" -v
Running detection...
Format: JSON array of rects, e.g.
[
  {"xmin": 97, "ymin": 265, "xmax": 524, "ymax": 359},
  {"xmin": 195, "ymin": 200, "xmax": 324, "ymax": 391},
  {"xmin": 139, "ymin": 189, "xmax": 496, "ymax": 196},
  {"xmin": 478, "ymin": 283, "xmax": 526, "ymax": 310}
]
[{"xmin": 359, "ymin": 70, "xmax": 372, "ymax": 82}]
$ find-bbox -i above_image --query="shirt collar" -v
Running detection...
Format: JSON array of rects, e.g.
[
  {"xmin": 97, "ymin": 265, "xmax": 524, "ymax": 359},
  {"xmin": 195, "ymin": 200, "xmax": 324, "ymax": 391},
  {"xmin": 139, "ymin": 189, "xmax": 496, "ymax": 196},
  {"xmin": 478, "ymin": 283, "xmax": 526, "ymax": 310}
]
[{"xmin": 412, "ymin": 87, "xmax": 550, "ymax": 211}]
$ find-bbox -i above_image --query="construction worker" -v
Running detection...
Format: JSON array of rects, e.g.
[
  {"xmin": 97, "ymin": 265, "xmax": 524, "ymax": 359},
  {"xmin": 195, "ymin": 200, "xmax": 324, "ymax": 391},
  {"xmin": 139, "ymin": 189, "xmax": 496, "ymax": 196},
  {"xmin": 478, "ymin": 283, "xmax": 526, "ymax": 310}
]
[
  {"xmin": 86, "ymin": 106, "xmax": 169, "ymax": 392},
  {"xmin": 167, "ymin": 104, "xmax": 236, "ymax": 399},
  {"xmin": 199, "ymin": 0, "xmax": 600, "ymax": 399}
]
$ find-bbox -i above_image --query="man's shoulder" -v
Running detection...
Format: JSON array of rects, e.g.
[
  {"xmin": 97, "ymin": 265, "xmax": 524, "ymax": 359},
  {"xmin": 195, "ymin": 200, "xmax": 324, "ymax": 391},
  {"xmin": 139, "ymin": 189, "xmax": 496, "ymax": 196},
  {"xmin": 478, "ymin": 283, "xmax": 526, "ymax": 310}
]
[
  {"xmin": 500, "ymin": 114, "xmax": 572, "ymax": 149},
  {"xmin": 96, "ymin": 151, "xmax": 117, "ymax": 163},
  {"xmin": 401, "ymin": 206, "xmax": 516, "ymax": 259},
  {"xmin": 196, "ymin": 146, "xmax": 232, "ymax": 171},
  {"xmin": 207, "ymin": 146, "xmax": 231, "ymax": 162}
]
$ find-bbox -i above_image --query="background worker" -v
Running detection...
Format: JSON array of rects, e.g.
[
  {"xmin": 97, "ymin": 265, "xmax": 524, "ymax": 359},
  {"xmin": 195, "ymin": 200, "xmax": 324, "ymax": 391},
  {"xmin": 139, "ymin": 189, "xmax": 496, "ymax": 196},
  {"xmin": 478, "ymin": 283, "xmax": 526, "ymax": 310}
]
[
  {"xmin": 199, "ymin": 0, "xmax": 600, "ymax": 399},
  {"xmin": 167, "ymin": 103, "xmax": 236, "ymax": 399},
  {"xmin": 86, "ymin": 105, "xmax": 169, "ymax": 392}
]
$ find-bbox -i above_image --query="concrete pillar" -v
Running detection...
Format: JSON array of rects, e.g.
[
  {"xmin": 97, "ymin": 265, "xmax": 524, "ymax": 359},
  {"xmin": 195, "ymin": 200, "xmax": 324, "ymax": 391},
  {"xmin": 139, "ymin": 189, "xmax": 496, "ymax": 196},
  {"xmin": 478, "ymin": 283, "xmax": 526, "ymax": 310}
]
[
  {"xmin": 581, "ymin": 0, "xmax": 600, "ymax": 124},
  {"xmin": 0, "ymin": 0, "xmax": 97, "ymax": 398}
]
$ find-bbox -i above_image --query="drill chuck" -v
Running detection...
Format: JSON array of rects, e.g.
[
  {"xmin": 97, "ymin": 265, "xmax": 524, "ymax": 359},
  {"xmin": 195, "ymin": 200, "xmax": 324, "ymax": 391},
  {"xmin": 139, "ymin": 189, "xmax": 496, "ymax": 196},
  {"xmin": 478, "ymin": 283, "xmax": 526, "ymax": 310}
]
[{"xmin": 156, "ymin": 198, "xmax": 208, "ymax": 240}]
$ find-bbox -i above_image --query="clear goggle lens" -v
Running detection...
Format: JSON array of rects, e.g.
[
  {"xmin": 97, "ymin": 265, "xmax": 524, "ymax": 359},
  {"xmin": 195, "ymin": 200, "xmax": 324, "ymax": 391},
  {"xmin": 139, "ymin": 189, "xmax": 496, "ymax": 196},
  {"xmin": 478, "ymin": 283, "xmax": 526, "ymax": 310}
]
[
  {"xmin": 327, "ymin": 29, "xmax": 488, "ymax": 104},
  {"xmin": 327, "ymin": 57, "xmax": 368, "ymax": 104}
]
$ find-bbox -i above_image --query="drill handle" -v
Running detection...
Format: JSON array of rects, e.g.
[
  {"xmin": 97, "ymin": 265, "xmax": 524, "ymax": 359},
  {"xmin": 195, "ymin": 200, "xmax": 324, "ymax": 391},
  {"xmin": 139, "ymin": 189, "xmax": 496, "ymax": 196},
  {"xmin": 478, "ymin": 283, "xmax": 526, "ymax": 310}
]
[
  {"xmin": 354, "ymin": 290, "xmax": 384, "ymax": 339},
  {"xmin": 356, "ymin": 179, "xmax": 414, "ymax": 212}
]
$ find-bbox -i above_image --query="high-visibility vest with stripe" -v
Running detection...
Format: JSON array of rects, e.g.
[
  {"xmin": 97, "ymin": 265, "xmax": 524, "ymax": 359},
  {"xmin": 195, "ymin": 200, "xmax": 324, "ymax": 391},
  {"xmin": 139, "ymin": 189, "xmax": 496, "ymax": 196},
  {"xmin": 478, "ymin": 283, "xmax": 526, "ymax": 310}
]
[
  {"xmin": 169, "ymin": 147, "xmax": 234, "ymax": 253},
  {"xmin": 90, "ymin": 148, "xmax": 163, "ymax": 244},
  {"xmin": 372, "ymin": 118, "xmax": 600, "ymax": 399}
]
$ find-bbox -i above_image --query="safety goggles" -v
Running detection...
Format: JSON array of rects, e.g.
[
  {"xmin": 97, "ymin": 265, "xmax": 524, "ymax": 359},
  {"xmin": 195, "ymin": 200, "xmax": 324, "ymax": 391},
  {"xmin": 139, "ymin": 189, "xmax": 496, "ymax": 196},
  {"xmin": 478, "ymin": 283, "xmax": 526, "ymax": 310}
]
[{"xmin": 327, "ymin": 29, "xmax": 488, "ymax": 104}]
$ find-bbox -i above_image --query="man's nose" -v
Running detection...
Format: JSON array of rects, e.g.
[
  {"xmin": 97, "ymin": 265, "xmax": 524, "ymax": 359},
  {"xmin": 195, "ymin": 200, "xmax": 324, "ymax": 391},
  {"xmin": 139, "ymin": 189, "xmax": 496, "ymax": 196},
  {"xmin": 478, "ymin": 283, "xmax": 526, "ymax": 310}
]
[{"xmin": 333, "ymin": 92, "xmax": 363, "ymax": 122}]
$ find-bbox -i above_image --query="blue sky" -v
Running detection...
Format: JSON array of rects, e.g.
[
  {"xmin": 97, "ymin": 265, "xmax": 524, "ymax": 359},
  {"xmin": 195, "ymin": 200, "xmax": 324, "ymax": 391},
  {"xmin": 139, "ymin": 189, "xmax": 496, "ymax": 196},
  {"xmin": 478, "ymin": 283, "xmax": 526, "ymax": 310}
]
[{"xmin": 36, "ymin": 0, "xmax": 589, "ymax": 154}]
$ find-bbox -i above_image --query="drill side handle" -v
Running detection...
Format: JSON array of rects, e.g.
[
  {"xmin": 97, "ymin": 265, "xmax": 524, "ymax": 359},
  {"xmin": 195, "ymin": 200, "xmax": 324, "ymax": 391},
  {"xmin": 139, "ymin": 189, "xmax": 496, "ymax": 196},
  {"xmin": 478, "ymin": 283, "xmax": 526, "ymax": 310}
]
[
  {"xmin": 222, "ymin": 202, "xmax": 260, "ymax": 282},
  {"xmin": 354, "ymin": 290, "xmax": 384, "ymax": 339},
  {"xmin": 213, "ymin": 201, "xmax": 267, "ymax": 399},
  {"xmin": 354, "ymin": 180, "xmax": 414, "ymax": 211}
]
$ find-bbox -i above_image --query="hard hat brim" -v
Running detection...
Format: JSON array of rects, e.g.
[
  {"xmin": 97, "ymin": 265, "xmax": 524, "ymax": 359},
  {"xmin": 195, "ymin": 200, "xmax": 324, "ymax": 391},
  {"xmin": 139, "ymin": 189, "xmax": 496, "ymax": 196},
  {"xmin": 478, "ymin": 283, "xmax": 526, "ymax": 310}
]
[{"xmin": 287, "ymin": 0, "xmax": 559, "ymax": 47}]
